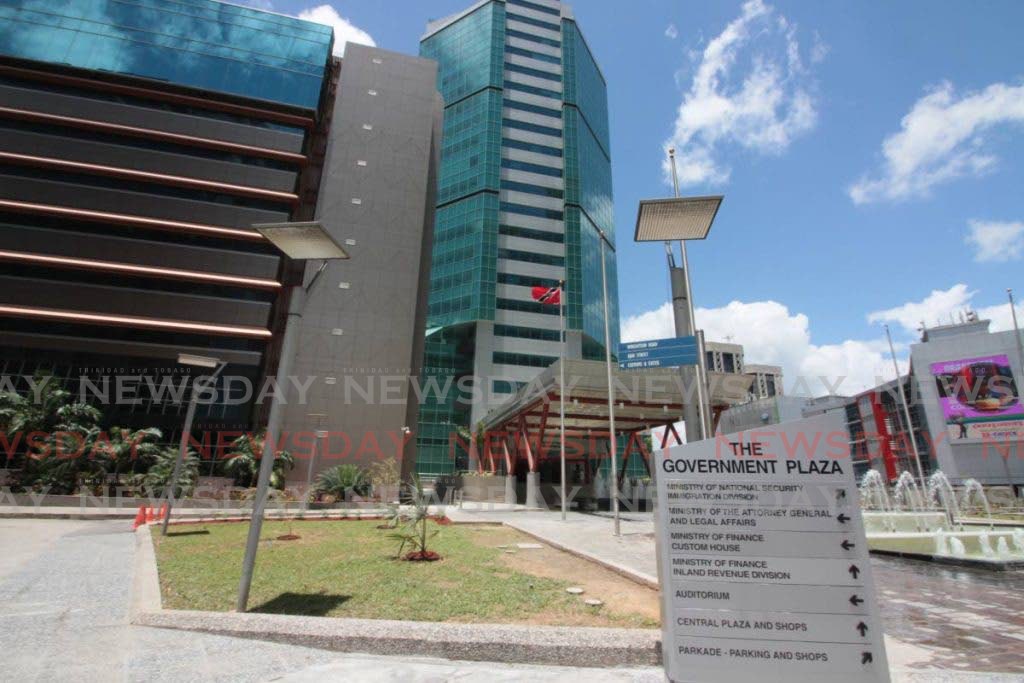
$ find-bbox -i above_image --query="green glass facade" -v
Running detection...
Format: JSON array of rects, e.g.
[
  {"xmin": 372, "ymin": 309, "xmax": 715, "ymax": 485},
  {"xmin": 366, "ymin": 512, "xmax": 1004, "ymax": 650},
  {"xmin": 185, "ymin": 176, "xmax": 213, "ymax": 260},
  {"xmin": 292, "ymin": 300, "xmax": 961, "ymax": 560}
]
[{"xmin": 417, "ymin": 0, "xmax": 621, "ymax": 476}]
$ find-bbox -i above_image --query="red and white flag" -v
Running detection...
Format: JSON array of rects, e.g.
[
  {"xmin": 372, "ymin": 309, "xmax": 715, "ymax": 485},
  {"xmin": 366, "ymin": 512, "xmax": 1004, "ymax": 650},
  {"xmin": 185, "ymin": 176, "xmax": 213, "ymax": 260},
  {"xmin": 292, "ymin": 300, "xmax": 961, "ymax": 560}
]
[{"xmin": 531, "ymin": 285, "xmax": 561, "ymax": 305}]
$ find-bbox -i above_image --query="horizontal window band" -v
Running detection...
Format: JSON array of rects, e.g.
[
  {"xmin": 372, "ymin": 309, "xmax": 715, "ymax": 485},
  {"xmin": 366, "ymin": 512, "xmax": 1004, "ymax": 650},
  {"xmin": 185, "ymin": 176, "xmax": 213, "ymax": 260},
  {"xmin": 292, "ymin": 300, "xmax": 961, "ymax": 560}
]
[
  {"xmin": 0, "ymin": 199, "xmax": 264, "ymax": 241},
  {"xmin": 502, "ymin": 117, "xmax": 562, "ymax": 138},
  {"xmin": 497, "ymin": 272, "xmax": 561, "ymax": 289},
  {"xmin": 0, "ymin": 63, "xmax": 314, "ymax": 130},
  {"xmin": 501, "ymin": 137, "xmax": 562, "ymax": 157},
  {"xmin": 0, "ymin": 106, "xmax": 307, "ymax": 165},
  {"xmin": 498, "ymin": 224, "xmax": 564, "ymax": 243},
  {"xmin": 504, "ymin": 62, "xmax": 562, "ymax": 83},
  {"xmin": 503, "ymin": 98, "xmax": 562, "ymax": 119},
  {"xmin": 505, "ymin": 28, "xmax": 561, "ymax": 49},
  {"xmin": 504, "ymin": 80, "xmax": 561, "ymax": 100},
  {"xmin": 500, "ymin": 201, "xmax": 563, "ymax": 220},
  {"xmin": 0, "ymin": 249, "xmax": 281, "ymax": 290},
  {"xmin": 501, "ymin": 179, "xmax": 563, "ymax": 198},
  {"xmin": 501, "ymin": 157, "xmax": 562, "ymax": 178},
  {"xmin": 495, "ymin": 324, "xmax": 561, "ymax": 342},
  {"xmin": 0, "ymin": 303, "xmax": 273, "ymax": 339},
  {"xmin": 504, "ymin": 45, "xmax": 561, "ymax": 66},
  {"xmin": 506, "ymin": 12, "xmax": 562, "ymax": 33},
  {"xmin": 0, "ymin": 151, "xmax": 298, "ymax": 205},
  {"xmin": 506, "ymin": 0, "xmax": 561, "ymax": 17}
]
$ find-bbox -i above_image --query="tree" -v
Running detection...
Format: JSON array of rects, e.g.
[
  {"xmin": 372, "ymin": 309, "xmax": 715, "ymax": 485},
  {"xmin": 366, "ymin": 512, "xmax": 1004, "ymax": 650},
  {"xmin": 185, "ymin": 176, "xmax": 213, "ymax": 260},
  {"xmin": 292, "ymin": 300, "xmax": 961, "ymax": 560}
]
[
  {"xmin": 92, "ymin": 426, "xmax": 163, "ymax": 490},
  {"xmin": 224, "ymin": 431, "xmax": 294, "ymax": 489},
  {"xmin": 134, "ymin": 447, "xmax": 199, "ymax": 499}
]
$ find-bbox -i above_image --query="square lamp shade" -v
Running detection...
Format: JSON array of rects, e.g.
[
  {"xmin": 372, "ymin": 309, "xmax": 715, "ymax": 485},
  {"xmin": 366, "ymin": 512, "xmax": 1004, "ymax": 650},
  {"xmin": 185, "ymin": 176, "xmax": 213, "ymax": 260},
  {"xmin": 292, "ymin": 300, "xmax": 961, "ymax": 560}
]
[
  {"xmin": 254, "ymin": 222, "xmax": 350, "ymax": 260},
  {"xmin": 634, "ymin": 196, "xmax": 723, "ymax": 242}
]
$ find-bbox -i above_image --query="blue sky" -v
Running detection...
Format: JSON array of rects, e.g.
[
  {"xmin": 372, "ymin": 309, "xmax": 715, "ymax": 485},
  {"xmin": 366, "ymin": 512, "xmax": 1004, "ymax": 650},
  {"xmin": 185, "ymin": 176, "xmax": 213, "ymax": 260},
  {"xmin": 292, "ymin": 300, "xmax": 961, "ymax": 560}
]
[{"xmin": 246, "ymin": 0, "xmax": 1024, "ymax": 394}]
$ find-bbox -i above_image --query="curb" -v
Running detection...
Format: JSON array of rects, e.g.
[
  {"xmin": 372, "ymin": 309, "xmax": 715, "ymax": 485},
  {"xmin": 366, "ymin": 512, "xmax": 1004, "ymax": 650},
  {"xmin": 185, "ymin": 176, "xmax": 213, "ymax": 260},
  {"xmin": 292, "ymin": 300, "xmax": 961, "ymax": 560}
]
[
  {"xmin": 132, "ymin": 609, "xmax": 662, "ymax": 668},
  {"xmin": 131, "ymin": 525, "xmax": 162, "ymax": 616}
]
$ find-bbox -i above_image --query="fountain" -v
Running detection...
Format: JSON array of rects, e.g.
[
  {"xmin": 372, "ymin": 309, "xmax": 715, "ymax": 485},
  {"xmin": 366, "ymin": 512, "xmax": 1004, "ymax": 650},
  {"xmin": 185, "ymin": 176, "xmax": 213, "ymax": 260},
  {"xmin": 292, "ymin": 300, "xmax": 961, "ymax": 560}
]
[
  {"xmin": 860, "ymin": 470, "xmax": 892, "ymax": 511},
  {"xmin": 928, "ymin": 471, "xmax": 961, "ymax": 527},
  {"xmin": 960, "ymin": 478, "xmax": 994, "ymax": 529},
  {"xmin": 863, "ymin": 470, "xmax": 1024, "ymax": 569}
]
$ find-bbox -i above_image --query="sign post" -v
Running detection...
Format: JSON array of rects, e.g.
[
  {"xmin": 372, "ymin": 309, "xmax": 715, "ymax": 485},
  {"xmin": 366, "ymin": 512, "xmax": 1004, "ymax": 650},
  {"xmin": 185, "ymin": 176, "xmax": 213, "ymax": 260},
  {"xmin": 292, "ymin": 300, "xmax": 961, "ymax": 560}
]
[{"xmin": 653, "ymin": 412, "xmax": 889, "ymax": 683}]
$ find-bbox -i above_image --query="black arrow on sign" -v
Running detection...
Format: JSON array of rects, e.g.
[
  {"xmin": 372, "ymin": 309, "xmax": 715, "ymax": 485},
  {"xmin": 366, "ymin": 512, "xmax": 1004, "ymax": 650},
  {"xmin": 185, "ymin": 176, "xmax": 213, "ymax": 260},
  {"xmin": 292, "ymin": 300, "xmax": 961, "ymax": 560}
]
[
  {"xmin": 849, "ymin": 595, "xmax": 865, "ymax": 606},
  {"xmin": 837, "ymin": 513, "xmax": 850, "ymax": 524},
  {"xmin": 856, "ymin": 622, "xmax": 868, "ymax": 636},
  {"xmin": 841, "ymin": 539, "xmax": 855, "ymax": 550},
  {"xmin": 848, "ymin": 564, "xmax": 860, "ymax": 579},
  {"xmin": 836, "ymin": 489, "xmax": 847, "ymax": 499},
  {"xmin": 861, "ymin": 652, "xmax": 873, "ymax": 665}
]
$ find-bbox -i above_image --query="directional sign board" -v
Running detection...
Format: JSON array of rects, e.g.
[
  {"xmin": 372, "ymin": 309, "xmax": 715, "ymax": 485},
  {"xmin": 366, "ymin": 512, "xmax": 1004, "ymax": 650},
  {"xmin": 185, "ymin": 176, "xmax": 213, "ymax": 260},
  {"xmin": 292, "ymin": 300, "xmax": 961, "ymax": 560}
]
[
  {"xmin": 654, "ymin": 412, "xmax": 889, "ymax": 683},
  {"xmin": 618, "ymin": 335, "xmax": 698, "ymax": 370}
]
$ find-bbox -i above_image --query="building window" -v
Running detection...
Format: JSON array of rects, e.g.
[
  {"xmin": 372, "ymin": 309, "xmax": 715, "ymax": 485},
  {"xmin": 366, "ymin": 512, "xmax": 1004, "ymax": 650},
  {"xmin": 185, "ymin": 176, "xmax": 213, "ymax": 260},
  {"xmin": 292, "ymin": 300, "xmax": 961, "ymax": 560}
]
[
  {"xmin": 501, "ymin": 158, "xmax": 563, "ymax": 178},
  {"xmin": 503, "ymin": 117, "xmax": 562, "ymax": 138},
  {"xmin": 493, "ymin": 351, "xmax": 558, "ymax": 368},
  {"xmin": 500, "ymin": 202, "xmax": 563, "ymax": 220},
  {"xmin": 505, "ymin": 45, "xmax": 561, "ymax": 66},
  {"xmin": 501, "ymin": 180, "xmax": 563, "ymax": 199},
  {"xmin": 506, "ymin": 12, "xmax": 562, "ymax": 33},
  {"xmin": 502, "ymin": 137, "xmax": 563, "ymax": 157},
  {"xmin": 505, "ymin": 29, "xmax": 562, "ymax": 49}
]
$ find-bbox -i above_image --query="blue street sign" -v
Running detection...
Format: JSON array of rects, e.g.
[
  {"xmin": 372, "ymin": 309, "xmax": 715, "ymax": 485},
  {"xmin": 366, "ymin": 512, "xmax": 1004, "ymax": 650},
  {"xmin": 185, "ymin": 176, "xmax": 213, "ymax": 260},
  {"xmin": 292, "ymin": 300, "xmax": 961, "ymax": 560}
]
[{"xmin": 618, "ymin": 336, "xmax": 699, "ymax": 369}]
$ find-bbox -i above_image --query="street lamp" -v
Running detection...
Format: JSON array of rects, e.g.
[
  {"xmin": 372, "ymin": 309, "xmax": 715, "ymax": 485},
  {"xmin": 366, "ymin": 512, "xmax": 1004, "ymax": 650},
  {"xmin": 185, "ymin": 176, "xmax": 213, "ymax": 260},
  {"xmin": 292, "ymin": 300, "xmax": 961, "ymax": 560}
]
[
  {"xmin": 236, "ymin": 221, "xmax": 349, "ymax": 612},
  {"xmin": 634, "ymin": 150, "xmax": 722, "ymax": 443},
  {"xmin": 161, "ymin": 353, "xmax": 225, "ymax": 536}
]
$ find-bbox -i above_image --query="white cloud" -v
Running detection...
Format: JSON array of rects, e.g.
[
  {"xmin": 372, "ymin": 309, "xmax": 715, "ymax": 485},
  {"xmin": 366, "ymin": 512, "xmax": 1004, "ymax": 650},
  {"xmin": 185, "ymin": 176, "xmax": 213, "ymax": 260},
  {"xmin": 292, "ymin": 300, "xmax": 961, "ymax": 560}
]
[
  {"xmin": 665, "ymin": 23, "xmax": 679, "ymax": 40},
  {"xmin": 849, "ymin": 81, "xmax": 1024, "ymax": 204},
  {"xmin": 297, "ymin": 4, "xmax": 376, "ymax": 57},
  {"xmin": 621, "ymin": 300, "xmax": 896, "ymax": 395},
  {"xmin": 867, "ymin": 284, "xmax": 976, "ymax": 335},
  {"xmin": 976, "ymin": 300, "xmax": 1024, "ymax": 332},
  {"xmin": 621, "ymin": 285, "xmax": 1024, "ymax": 396},
  {"xmin": 965, "ymin": 219, "xmax": 1024, "ymax": 262},
  {"xmin": 663, "ymin": 0, "xmax": 820, "ymax": 186}
]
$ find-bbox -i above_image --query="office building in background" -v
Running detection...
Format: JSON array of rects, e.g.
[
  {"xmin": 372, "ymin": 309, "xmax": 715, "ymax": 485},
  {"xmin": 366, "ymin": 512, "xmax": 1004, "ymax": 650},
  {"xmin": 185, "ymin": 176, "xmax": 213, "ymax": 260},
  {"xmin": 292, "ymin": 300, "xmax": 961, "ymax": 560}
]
[
  {"xmin": 416, "ymin": 0, "xmax": 620, "ymax": 474},
  {"xmin": 0, "ymin": 0, "xmax": 442, "ymax": 480}
]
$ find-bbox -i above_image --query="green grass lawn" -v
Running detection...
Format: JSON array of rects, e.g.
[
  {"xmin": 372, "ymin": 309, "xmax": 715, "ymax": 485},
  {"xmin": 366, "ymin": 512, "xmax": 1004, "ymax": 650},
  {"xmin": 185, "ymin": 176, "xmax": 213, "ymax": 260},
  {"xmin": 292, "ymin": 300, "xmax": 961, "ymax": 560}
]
[{"xmin": 152, "ymin": 520, "xmax": 656, "ymax": 627}]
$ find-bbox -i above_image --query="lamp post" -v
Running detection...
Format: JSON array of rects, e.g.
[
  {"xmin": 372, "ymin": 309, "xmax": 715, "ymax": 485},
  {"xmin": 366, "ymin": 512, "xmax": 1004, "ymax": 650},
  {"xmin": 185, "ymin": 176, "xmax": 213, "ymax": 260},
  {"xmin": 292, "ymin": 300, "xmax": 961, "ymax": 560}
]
[
  {"xmin": 597, "ymin": 229, "xmax": 620, "ymax": 536},
  {"xmin": 161, "ymin": 353, "xmax": 225, "ymax": 536},
  {"xmin": 884, "ymin": 324, "xmax": 927, "ymax": 494},
  {"xmin": 236, "ymin": 222, "xmax": 349, "ymax": 612},
  {"xmin": 634, "ymin": 152, "xmax": 722, "ymax": 444}
]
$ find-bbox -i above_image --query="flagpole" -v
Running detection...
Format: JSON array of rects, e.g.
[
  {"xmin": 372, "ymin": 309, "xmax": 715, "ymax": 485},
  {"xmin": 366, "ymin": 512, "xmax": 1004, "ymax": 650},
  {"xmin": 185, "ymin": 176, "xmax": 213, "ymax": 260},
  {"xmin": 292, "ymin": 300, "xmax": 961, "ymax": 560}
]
[{"xmin": 559, "ymin": 279, "xmax": 567, "ymax": 521}]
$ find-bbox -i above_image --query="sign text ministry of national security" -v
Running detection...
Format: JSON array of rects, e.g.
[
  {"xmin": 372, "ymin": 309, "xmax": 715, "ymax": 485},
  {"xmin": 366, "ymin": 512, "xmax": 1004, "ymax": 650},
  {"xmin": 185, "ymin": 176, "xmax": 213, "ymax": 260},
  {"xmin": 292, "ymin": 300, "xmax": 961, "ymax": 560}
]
[{"xmin": 653, "ymin": 413, "xmax": 889, "ymax": 683}]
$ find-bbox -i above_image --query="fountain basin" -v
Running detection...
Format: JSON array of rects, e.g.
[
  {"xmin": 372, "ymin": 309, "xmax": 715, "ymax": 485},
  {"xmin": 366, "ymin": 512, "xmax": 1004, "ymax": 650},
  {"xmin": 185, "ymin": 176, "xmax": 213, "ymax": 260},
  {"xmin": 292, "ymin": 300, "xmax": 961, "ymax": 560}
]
[
  {"xmin": 867, "ymin": 531, "xmax": 1024, "ymax": 571},
  {"xmin": 862, "ymin": 511, "xmax": 950, "ymax": 533}
]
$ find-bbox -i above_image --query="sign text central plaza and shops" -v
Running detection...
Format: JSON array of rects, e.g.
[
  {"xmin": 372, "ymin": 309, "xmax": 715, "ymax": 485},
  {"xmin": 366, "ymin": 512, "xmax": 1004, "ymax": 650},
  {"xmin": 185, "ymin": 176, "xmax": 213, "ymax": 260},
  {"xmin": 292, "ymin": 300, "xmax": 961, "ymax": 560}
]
[{"xmin": 654, "ymin": 413, "xmax": 890, "ymax": 682}]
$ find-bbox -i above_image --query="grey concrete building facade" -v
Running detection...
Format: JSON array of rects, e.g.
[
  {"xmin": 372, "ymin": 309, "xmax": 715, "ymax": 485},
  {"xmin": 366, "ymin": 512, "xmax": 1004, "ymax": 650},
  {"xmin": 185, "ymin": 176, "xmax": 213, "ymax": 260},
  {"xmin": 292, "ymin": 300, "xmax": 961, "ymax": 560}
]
[{"xmin": 282, "ymin": 45, "xmax": 444, "ymax": 481}]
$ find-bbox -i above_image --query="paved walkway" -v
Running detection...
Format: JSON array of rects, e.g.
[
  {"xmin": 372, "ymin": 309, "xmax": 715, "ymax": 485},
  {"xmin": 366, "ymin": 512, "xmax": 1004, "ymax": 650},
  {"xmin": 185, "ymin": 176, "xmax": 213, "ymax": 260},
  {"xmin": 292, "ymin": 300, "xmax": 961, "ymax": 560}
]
[
  {"xmin": 2, "ymin": 515, "xmax": 1022, "ymax": 680},
  {"xmin": 447, "ymin": 507, "xmax": 1024, "ymax": 677}
]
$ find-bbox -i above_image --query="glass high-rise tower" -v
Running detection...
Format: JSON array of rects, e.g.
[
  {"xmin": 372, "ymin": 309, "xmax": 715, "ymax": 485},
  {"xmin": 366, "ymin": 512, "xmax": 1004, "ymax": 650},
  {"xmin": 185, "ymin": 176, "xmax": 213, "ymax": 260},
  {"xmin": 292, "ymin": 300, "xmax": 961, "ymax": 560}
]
[{"xmin": 416, "ymin": 0, "xmax": 619, "ymax": 475}]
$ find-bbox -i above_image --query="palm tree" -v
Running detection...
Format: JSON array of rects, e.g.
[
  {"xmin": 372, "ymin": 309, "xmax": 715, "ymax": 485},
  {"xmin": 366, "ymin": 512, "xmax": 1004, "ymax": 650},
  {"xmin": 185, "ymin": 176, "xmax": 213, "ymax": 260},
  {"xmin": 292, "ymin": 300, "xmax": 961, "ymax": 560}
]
[
  {"xmin": 92, "ymin": 426, "xmax": 163, "ymax": 491},
  {"xmin": 224, "ymin": 431, "xmax": 294, "ymax": 489}
]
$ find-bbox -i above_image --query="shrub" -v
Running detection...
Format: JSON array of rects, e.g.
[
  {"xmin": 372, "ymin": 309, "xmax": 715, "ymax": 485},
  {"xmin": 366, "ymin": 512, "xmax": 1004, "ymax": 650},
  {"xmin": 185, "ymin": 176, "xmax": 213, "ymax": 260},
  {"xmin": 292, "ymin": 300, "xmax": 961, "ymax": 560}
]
[{"xmin": 314, "ymin": 464, "xmax": 369, "ymax": 499}]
